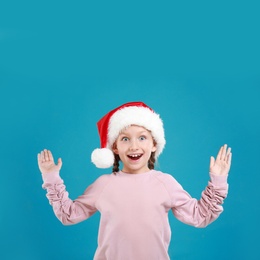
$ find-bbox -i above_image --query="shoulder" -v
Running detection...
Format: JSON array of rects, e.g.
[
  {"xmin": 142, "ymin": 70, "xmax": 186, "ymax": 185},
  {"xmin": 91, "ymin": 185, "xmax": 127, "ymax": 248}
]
[
  {"xmin": 86, "ymin": 173, "xmax": 115, "ymax": 191},
  {"xmin": 93, "ymin": 173, "xmax": 115, "ymax": 185},
  {"xmin": 152, "ymin": 170, "xmax": 183, "ymax": 188},
  {"xmin": 152, "ymin": 170, "xmax": 177, "ymax": 182}
]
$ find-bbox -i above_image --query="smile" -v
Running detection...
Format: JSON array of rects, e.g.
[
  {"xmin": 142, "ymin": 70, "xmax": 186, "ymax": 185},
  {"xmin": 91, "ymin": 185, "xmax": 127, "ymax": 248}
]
[{"xmin": 127, "ymin": 154, "xmax": 143, "ymax": 160}]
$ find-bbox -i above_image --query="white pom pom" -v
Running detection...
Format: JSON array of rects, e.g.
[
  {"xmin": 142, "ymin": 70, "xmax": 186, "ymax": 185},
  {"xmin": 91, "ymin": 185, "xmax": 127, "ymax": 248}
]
[{"xmin": 91, "ymin": 148, "xmax": 115, "ymax": 168}]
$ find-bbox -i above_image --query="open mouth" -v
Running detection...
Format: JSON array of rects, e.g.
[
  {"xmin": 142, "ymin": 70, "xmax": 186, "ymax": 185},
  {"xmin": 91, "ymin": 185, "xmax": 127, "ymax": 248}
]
[{"xmin": 127, "ymin": 154, "xmax": 143, "ymax": 160}]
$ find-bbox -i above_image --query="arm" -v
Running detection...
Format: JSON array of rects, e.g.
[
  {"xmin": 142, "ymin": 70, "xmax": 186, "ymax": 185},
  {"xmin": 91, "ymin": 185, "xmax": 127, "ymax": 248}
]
[
  {"xmin": 38, "ymin": 149, "xmax": 97, "ymax": 225},
  {"xmin": 171, "ymin": 145, "xmax": 232, "ymax": 227}
]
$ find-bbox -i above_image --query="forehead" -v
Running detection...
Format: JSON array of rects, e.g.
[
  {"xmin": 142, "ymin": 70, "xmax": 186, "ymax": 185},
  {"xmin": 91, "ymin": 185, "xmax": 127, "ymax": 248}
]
[{"xmin": 119, "ymin": 125, "xmax": 151, "ymax": 135}]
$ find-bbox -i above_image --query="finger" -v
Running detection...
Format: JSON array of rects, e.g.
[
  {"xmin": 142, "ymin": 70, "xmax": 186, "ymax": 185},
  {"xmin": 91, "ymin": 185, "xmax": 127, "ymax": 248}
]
[
  {"xmin": 220, "ymin": 144, "xmax": 227, "ymax": 160},
  {"xmin": 226, "ymin": 147, "xmax": 231, "ymax": 157},
  {"xmin": 37, "ymin": 153, "xmax": 41, "ymax": 163},
  {"xmin": 223, "ymin": 146, "xmax": 231, "ymax": 162},
  {"xmin": 210, "ymin": 156, "xmax": 215, "ymax": 168},
  {"xmin": 44, "ymin": 149, "xmax": 50, "ymax": 161},
  {"xmin": 216, "ymin": 146, "xmax": 223, "ymax": 161},
  {"xmin": 227, "ymin": 152, "xmax": 232, "ymax": 165},
  {"xmin": 47, "ymin": 150, "xmax": 54, "ymax": 161},
  {"xmin": 57, "ymin": 158, "xmax": 62, "ymax": 168},
  {"xmin": 41, "ymin": 150, "xmax": 46, "ymax": 162}
]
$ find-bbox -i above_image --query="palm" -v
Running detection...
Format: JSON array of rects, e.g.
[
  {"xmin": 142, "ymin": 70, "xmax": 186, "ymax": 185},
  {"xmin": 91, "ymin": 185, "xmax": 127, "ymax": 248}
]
[
  {"xmin": 38, "ymin": 149, "xmax": 62, "ymax": 174},
  {"xmin": 210, "ymin": 145, "xmax": 232, "ymax": 176}
]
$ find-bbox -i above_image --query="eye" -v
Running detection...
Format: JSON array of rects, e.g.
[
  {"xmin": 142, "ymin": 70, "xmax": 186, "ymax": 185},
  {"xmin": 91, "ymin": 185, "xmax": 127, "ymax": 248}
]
[
  {"xmin": 121, "ymin": 137, "xmax": 129, "ymax": 142},
  {"xmin": 139, "ymin": 135, "xmax": 147, "ymax": 141}
]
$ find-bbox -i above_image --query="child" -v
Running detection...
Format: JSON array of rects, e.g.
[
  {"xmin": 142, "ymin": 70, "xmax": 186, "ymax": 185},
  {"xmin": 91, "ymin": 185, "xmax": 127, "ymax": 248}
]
[{"xmin": 38, "ymin": 101, "xmax": 232, "ymax": 260}]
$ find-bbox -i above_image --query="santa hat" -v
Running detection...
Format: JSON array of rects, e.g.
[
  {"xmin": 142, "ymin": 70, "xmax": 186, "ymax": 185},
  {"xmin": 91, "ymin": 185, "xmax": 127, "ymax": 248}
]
[{"xmin": 91, "ymin": 101, "xmax": 166, "ymax": 168}]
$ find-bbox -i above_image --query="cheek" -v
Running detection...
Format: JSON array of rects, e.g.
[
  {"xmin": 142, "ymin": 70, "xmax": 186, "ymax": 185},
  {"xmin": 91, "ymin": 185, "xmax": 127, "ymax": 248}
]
[{"xmin": 113, "ymin": 142, "xmax": 127, "ymax": 154}]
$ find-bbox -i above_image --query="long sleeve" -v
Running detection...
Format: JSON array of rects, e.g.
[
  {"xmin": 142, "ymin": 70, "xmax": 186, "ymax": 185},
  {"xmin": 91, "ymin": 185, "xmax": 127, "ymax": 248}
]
[
  {"xmin": 41, "ymin": 170, "xmax": 229, "ymax": 260},
  {"xmin": 42, "ymin": 172, "xmax": 110, "ymax": 225},
  {"xmin": 161, "ymin": 173, "xmax": 228, "ymax": 228}
]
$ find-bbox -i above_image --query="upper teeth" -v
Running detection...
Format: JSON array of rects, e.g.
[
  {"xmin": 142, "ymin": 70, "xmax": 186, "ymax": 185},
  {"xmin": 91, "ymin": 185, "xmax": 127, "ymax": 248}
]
[{"xmin": 130, "ymin": 154, "xmax": 140, "ymax": 157}]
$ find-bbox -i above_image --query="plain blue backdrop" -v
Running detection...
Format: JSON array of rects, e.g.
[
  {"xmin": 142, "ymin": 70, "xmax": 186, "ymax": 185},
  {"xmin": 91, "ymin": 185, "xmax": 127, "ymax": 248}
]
[{"xmin": 0, "ymin": 1, "xmax": 259, "ymax": 259}]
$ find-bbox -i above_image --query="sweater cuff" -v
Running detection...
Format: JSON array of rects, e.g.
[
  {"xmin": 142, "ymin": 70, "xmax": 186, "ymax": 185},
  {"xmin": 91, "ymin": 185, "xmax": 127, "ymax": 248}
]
[
  {"xmin": 42, "ymin": 171, "xmax": 62, "ymax": 184},
  {"xmin": 209, "ymin": 172, "xmax": 228, "ymax": 187}
]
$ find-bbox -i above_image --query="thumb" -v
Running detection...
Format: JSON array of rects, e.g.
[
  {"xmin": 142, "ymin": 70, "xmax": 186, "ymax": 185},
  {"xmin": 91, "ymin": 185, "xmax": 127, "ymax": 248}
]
[
  {"xmin": 210, "ymin": 156, "xmax": 215, "ymax": 168},
  {"xmin": 57, "ymin": 158, "xmax": 63, "ymax": 169}
]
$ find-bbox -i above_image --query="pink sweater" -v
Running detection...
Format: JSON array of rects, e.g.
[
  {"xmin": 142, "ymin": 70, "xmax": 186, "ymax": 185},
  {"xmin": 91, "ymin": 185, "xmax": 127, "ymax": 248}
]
[{"xmin": 42, "ymin": 170, "xmax": 228, "ymax": 260}]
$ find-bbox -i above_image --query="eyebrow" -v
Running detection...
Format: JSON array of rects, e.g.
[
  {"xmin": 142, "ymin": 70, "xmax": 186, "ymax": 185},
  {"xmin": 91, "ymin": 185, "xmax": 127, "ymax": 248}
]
[{"xmin": 119, "ymin": 130, "xmax": 149, "ymax": 136}]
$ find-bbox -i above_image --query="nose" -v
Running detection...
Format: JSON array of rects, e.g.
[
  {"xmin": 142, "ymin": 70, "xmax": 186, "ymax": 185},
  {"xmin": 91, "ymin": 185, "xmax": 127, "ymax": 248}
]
[{"xmin": 129, "ymin": 139, "xmax": 138, "ymax": 151}]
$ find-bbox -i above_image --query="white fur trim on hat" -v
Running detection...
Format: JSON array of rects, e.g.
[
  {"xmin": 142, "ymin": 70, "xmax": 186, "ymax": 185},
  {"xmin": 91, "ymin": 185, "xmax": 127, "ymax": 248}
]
[{"xmin": 108, "ymin": 106, "xmax": 165, "ymax": 158}]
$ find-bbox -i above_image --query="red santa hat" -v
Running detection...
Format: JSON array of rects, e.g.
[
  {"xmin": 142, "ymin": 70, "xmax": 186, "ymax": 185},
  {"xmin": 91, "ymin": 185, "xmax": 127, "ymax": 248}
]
[{"xmin": 91, "ymin": 101, "xmax": 166, "ymax": 168}]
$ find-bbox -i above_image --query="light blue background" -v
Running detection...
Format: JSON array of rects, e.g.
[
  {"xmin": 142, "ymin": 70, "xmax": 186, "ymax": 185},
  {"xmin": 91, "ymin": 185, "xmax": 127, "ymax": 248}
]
[{"xmin": 0, "ymin": 1, "xmax": 259, "ymax": 259}]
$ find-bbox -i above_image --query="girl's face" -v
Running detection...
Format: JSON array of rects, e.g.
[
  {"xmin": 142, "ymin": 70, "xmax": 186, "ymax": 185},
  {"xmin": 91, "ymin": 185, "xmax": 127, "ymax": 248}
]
[{"xmin": 113, "ymin": 125, "xmax": 157, "ymax": 174}]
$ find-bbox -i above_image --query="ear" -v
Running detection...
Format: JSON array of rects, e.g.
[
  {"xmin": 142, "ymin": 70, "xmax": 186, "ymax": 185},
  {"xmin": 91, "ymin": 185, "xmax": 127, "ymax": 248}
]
[
  {"xmin": 112, "ymin": 143, "xmax": 119, "ymax": 154},
  {"xmin": 151, "ymin": 145, "xmax": 157, "ymax": 153}
]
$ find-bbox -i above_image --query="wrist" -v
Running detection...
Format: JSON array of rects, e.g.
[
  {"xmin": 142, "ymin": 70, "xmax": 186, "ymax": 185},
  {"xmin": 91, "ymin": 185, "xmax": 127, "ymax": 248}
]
[
  {"xmin": 42, "ymin": 171, "xmax": 61, "ymax": 183},
  {"xmin": 209, "ymin": 172, "xmax": 228, "ymax": 186}
]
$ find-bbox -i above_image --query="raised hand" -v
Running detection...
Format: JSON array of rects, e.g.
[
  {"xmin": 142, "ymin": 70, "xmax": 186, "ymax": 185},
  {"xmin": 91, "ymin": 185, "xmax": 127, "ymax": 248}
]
[
  {"xmin": 37, "ymin": 149, "xmax": 62, "ymax": 174},
  {"xmin": 210, "ymin": 144, "xmax": 232, "ymax": 176}
]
